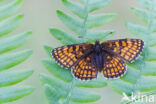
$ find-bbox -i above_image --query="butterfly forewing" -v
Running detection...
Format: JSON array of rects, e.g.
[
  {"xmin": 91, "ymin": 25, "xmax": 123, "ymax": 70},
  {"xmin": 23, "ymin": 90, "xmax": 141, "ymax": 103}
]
[
  {"xmin": 101, "ymin": 39, "xmax": 144, "ymax": 62},
  {"xmin": 72, "ymin": 52, "xmax": 97, "ymax": 80},
  {"xmin": 52, "ymin": 43, "xmax": 94, "ymax": 69},
  {"xmin": 102, "ymin": 52, "xmax": 126, "ymax": 78}
]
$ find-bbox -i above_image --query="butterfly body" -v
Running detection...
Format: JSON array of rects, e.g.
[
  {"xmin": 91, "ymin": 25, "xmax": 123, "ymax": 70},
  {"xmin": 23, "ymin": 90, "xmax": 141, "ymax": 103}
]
[{"xmin": 52, "ymin": 39, "xmax": 144, "ymax": 80}]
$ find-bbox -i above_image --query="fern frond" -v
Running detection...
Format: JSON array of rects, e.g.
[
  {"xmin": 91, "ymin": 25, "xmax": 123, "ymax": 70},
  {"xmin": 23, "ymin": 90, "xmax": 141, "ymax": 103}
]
[
  {"xmin": 0, "ymin": 0, "xmax": 34, "ymax": 103},
  {"xmin": 105, "ymin": 0, "xmax": 156, "ymax": 103},
  {"xmin": 41, "ymin": 0, "xmax": 115, "ymax": 103}
]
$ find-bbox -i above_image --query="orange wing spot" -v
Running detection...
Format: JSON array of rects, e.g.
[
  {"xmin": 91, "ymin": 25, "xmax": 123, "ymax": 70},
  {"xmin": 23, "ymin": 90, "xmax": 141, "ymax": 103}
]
[
  {"xmin": 109, "ymin": 64, "xmax": 112, "ymax": 67},
  {"xmin": 66, "ymin": 58, "xmax": 70, "ymax": 62},
  {"xmin": 92, "ymin": 72, "xmax": 96, "ymax": 76},
  {"xmin": 82, "ymin": 74, "xmax": 86, "ymax": 77},
  {"xmin": 73, "ymin": 69, "xmax": 76, "ymax": 72},
  {"xmin": 84, "ymin": 70, "xmax": 87, "ymax": 74},
  {"xmin": 62, "ymin": 62, "xmax": 67, "ymax": 65},
  {"xmin": 104, "ymin": 71, "xmax": 107, "ymax": 75},
  {"xmin": 138, "ymin": 43, "xmax": 142, "ymax": 46},
  {"xmin": 115, "ymin": 68, "xmax": 118, "ymax": 72},
  {"xmin": 86, "ymin": 57, "xmax": 90, "ymax": 61},
  {"xmin": 107, "ymin": 56, "xmax": 111, "ymax": 59},
  {"xmin": 73, "ymin": 57, "xmax": 77, "ymax": 62},
  {"xmin": 113, "ymin": 48, "xmax": 118, "ymax": 52},
  {"xmin": 88, "ymin": 71, "xmax": 91, "ymax": 75},
  {"xmin": 76, "ymin": 73, "xmax": 79, "ymax": 76},
  {"xmin": 112, "ymin": 64, "xmax": 116, "ymax": 67},
  {"xmin": 129, "ymin": 49, "xmax": 134, "ymax": 53},
  {"xmin": 124, "ymin": 47, "xmax": 129, "ymax": 51},
  {"xmin": 77, "ymin": 68, "xmax": 80, "ymax": 73},
  {"xmin": 111, "ymin": 68, "xmax": 114, "ymax": 73},
  {"xmin": 80, "ymin": 70, "xmax": 83, "ymax": 74},
  {"xmin": 79, "ymin": 52, "xmax": 83, "ymax": 56},
  {"xmin": 122, "ymin": 41, "xmax": 127, "ymax": 46},
  {"xmin": 127, "ymin": 52, "xmax": 131, "ymax": 56},
  {"xmin": 134, "ymin": 42, "xmax": 138, "ymax": 45},
  {"xmin": 68, "ymin": 47, "xmax": 73, "ymax": 52},
  {"xmin": 125, "ymin": 55, "xmax": 129, "ymax": 60},
  {"xmin": 107, "ymin": 70, "xmax": 110, "ymax": 74},
  {"xmin": 132, "ymin": 47, "xmax": 137, "ymax": 51},
  {"xmin": 115, "ymin": 41, "xmax": 120, "ymax": 47},
  {"xmin": 109, "ymin": 43, "xmax": 112, "ymax": 47},
  {"xmin": 69, "ymin": 61, "xmax": 73, "ymax": 65},
  {"xmin": 127, "ymin": 40, "xmax": 132, "ymax": 43},
  {"xmin": 133, "ymin": 45, "xmax": 137, "ymax": 48},
  {"xmin": 75, "ymin": 46, "xmax": 79, "ymax": 51},
  {"xmin": 88, "ymin": 66, "xmax": 91, "ymax": 69},
  {"xmin": 117, "ymin": 66, "xmax": 120, "ymax": 70},
  {"xmin": 112, "ymin": 73, "xmax": 115, "ymax": 75}
]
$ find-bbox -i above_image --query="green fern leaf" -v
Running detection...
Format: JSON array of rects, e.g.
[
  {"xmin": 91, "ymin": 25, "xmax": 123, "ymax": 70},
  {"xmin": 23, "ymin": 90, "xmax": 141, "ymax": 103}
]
[
  {"xmin": 0, "ymin": 86, "xmax": 35, "ymax": 103},
  {"xmin": 107, "ymin": 0, "xmax": 156, "ymax": 103},
  {"xmin": 0, "ymin": 0, "xmax": 23, "ymax": 20},
  {"xmin": 41, "ymin": 0, "xmax": 115, "ymax": 103},
  {"xmin": 0, "ymin": 0, "xmax": 34, "ymax": 103}
]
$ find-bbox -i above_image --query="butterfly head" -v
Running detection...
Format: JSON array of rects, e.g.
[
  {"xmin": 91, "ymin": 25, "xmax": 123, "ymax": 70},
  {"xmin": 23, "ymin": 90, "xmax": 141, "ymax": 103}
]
[
  {"xmin": 95, "ymin": 40, "xmax": 100, "ymax": 45},
  {"xmin": 95, "ymin": 40, "xmax": 102, "ymax": 54}
]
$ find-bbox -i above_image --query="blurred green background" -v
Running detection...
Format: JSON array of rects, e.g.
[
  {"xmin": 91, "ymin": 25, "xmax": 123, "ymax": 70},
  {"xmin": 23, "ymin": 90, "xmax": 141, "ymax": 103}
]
[{"xmin": 2, "ymin": 0, "xmax": 148, "ymax": 104}]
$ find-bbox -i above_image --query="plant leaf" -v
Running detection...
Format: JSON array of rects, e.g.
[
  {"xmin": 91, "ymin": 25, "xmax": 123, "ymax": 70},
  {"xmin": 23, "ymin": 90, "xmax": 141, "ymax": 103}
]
[
  {"xmin": 57, "ymin": 10, "xmax": 83, "ymax": 36},
  {"xmin": 49, "ymin": 28, "xmax": 81, "ymax": 45},
  {"xmin": 0, "ymin": 49, "xmax": 32, "ymax": 71},
  {"xmin": 0, "ymin": 14, "xmax": 24, "ymax": 37},
  {"xmin": 0, "ymin": 86, "xmax": 35, "ymax": 103},
  {"xmin": 0, "ymin": 31, "xmax": 32, "ymax": 54},
  {"xmin": 80, "ymin": 0, "xmax": 112, "ymax": 12},
  {"xmin": 0, "ymin": 0, "xmax": 23, "ymax": 20},
  {"xmin": 75, "ymin": 79, "xmax": 107, "ymax": 88},
  {"xmin": 42, "ymin": 58, "xmax": 73, "ymax": 83},
  {"xmin": 126, "ymin": 22, "xmax": 147, "ymax": 39},
  {"xmin": 87, "ymin": 13, "xmax": 116, "ymax": 29},
  {"xmin": 43, "ymin": 45, "xmax": 53, "ymax": 57},
  {"xmin": 62, "ymin": 0, "xmax": 85, "ymax": 19},
  {"xmin": 86, "ymin": 30, "xmax": 115, "ymax": 42},
  {"xmin": 131, "ymin": 7, "xmax": 148, "ymax": 23},
  {"xmin": 40, "ymin": 74, "xmax": 101, "ymax": 103},
  {"xmin": 43, "ymin": 84, "xmax": 60, "ymax": 104},
  {"xmin": 0, "ymin": 69, "xmax": 34, "ymax": 87}
]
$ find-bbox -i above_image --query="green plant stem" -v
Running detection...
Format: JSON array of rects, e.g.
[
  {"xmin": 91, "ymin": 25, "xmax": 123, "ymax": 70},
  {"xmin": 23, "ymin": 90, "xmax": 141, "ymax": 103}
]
[
  {"xmin": 81, "ymin": 0, "xmax": 89, "ymax": 37},
  {"xmin": 64, "ymin": 79, "xmax": 75, "ymax": 104},
  {"xmin": 64, "ymin": 1, "xmax": 90, "ymax": 103},
  {"xmin": 125, "ymin": 0, "xmax": 156, "ymax": 103}
]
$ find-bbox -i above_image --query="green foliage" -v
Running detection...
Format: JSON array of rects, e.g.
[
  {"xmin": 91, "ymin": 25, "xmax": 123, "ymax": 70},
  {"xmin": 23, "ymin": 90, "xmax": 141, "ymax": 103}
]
[
  {"xmin": 41, "ymin": 0, "xmax": 115, "ymax": 103},
  {"xmin": 0, "ymin": 0, "xmax": 34, "ymax": 103},
  {"xmin": 106, "ymin": 0, "xmax": 156, "ymax": 103}
]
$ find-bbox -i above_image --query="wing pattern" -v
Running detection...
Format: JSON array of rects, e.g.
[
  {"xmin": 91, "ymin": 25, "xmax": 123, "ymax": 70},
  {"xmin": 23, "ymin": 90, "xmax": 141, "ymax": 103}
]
[
  {"xmin": 52, "ymin": 43, "xmax": 93, "ymax": 69},
  {"xmin": 102, "ymin": 39, "xmax": 144, "ymax": 62}
]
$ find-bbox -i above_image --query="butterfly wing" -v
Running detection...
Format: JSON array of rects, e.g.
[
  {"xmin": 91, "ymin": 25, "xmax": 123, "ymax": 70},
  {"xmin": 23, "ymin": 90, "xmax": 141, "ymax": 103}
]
[
  {"xmin": 103, "ymin": 52, "xmax": 126, "ymax": 79},
  {"xmin": 72, "ymin": 52, "xmax": 97, "ymax": 80},
  {"xmin": 101, "ymin": 39, "xmax": 144, "ymax": 62},
  {"xmin": 52, "ymin": 43, "xmax": 94, "ymax": 69}
]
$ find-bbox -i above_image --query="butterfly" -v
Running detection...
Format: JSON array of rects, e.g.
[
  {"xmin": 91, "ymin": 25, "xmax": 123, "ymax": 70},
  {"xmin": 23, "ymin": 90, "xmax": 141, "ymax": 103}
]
[{"xmin": 52, "ymin": 39, "xmax": 144, "ymax": 80}]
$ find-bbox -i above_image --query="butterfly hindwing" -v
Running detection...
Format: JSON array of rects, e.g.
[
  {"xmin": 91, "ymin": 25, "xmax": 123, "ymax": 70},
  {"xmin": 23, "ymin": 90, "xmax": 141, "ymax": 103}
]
[
  {"xmin": 52, "ymin": 43, "xmax": 94, "ymax": 69},
  {"xmin": 103, "ymin": 52, "xmax": 126, "ymax": 78},
  {"xmin": 72, "ymin": 52, "xmax": 97, "ymax": 80},
  {"xmin": 101, "ymin": 39, "xmax": 144, "ymax": 62}
]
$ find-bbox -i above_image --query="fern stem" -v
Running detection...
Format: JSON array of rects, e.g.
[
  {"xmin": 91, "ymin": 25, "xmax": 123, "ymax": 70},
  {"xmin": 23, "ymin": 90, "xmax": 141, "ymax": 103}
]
[
  {"xmin": 64, "ymin": 78, "xmax": 75, "ymax": 104},
  {"xmin": 81, "ymin": 0, "xmax": 89, "ymax": 36},
  {"xmin": 130, "ymin": 0, "xmax": 156, "ymax": 100}
]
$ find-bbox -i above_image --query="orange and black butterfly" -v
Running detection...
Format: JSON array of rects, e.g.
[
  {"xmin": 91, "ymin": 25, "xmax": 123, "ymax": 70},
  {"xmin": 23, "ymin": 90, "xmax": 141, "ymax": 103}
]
[{"xmin": 52, "ymin": 39, "xmax": 144, "ymax": 80}]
